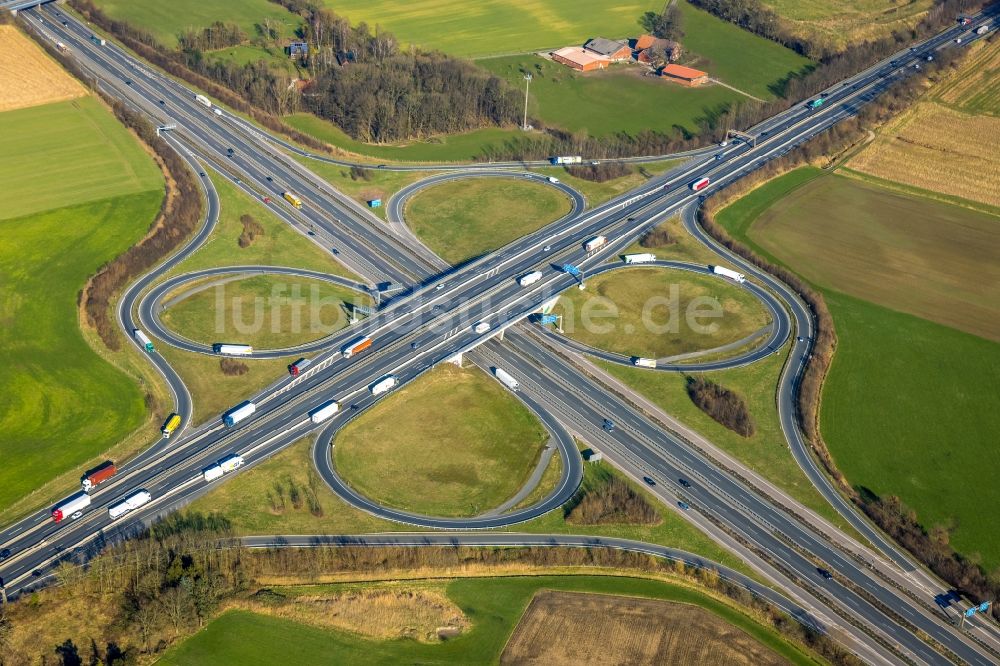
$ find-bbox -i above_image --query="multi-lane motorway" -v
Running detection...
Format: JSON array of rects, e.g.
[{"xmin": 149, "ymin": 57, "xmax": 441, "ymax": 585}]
[{"xmin": 3, "ymin": 3, "xmax": 999, "ymax": 663}]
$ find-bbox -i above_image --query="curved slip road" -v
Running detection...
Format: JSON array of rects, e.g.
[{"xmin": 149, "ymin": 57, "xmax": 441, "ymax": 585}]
[
  {"xmin": 310, "ymin": 379, "xmax": 584, "ymax": 530},
  {"xmin": 139, "ymin": 265, "xmax": 371, "ymax": 359},
  {"xmin": 535, "ymin": 259, "xmax": 790, "ymax": 372}
]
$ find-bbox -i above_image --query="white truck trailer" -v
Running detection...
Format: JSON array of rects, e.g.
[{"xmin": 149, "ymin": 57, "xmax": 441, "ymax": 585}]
[
  {"xmin": 518, "ymin": 271, "xmax": 543, "ymax": 287},
  {"xmin": 223, "ymin": 401, "xmax": 256, "ymax": 427},
  {"xmin": 370, "ymin": 375, "xmax": 398, "ymax": 396},
  {"xmin": 108, "ymin": 490, "xmax": 151, "ymax": 520},
  {"xmin": 214, "ymin": 343, "xmax": 253, "ymax": 356},
  {"xmin": 309, "ymin": 400, "xmax": 340, "ymax": 424},
  {"xmin": 710, "ymin": 265, "xmax": 746, "ymax": 284},
  {"xmin": 623, "ymin": 253, "xmax": 657, "ymax": 264},
  {"xmin": 494, "ymin": 367, "xmax": 519, "ymax": 392}
]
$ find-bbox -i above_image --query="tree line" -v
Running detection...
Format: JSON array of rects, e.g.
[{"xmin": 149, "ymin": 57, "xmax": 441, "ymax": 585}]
[
  {"xmin": 177, "ymin": 21, "xmax": 247, "ymax": 53},
  {"xmin": 0, "ymin": 511, "xmax": 860, "ymax": 665},
  {"xmin": 698, "ymin": 44, "xmax": 1000, "ymax": 620}
]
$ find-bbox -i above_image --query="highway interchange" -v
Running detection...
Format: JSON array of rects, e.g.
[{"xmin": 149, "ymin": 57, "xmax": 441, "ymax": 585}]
[{"xmin": 2, "ymin": 3, "xmax": 999, "ymax": 663}]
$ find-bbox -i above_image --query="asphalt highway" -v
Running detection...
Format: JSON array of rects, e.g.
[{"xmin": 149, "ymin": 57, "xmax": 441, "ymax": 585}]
[{"xmin": 3, "ymin": 5, "xmax": 999, "ymax": 662}]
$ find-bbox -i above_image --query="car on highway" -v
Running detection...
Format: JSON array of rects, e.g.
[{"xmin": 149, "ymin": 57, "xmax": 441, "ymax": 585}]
[
  {"xmin": 678, "ymin": 478, "xmax": 691, "ymax": 488},
  {"xmin": 199, "ymin": 172, "xmax": 206, "ymax": 177},
  {"xmin": 435, "ymin": 283, "xmax": 445, "ymax": 291},
  {"xmin": 955, "ymin": 38, "xmax": 962, "ymax": 44},
  {"xmin": 158, "ymin": 99, "xmax": 164, "ymax": 105},
  {"xmin": 602, "ymin": 418, "xmax": 615, "ymax": 432},
  {"xmin": 0, "ymin": 548, "xmax": 10, "ymax": 561},
  {"xmin": 410, "ymin": 341, "xmax": 420, "ymax": 350},
  {"xmin": 715, "ymin": 153, "xmax": 723, "ymax": 160},
  {"xmin": 62, "ymin": 21, "xmax": 67, "ymax": 26},
  {"xmin": 643, "ymin": 476, "xmax": 656, "ymax": 486},
  {"xmin": 543, "ymin": 245, "xmax": 551, "ymax": 252},
  {"xmin": 677, "ymin": 501, "xmax": 690, "ymax": 511},
  {"xmin": 263, "ymin": 196, "xmax": 272, "ymax": 203},
  {"xmin": 71, "ymin": 511, "xmax": 83, "ymax": 520},
  {"xmin": 126, "ymin": 80, "xmax": 132, "ymax": 85},
  {"xmin": 817, "ymin": 567, "xmax": 834, "ymax": 580},
  {"xmin": 266, "ymin": 176, "xmax": 273, "ymax": 181}
]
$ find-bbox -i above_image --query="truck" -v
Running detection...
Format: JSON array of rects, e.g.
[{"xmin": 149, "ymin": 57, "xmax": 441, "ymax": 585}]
[
  {"xmin": 473, "ymin": 322, "xmax": 491, "ymax": 334},
  {"xmin": 133, "ymin": 329, "xmax": 155, "ymax": 353},
  {"xmin": 202, "ymin": 464, "xmax": 224, "ymax": 483},
  {"xmin": 633, "ymin": 357, "xmax": 657, "ymax": 368},
  {"xmin": 518, "ymin": 271, "xmax": 543, "ymax": 287},
  {"xmin": 549, "ymin": 155, "xmax": 582, "ymax": 165},
  {"xmin": 546, "ymin": 176, "xmax": 560, "ymax": 184},
  {"xmin": 342, "ymin": 336, "xmax": 372, "ymax": 358},
  {"xmin": 711, "ymin": 265, "xmax": 746, "ymax": 284},
  {"xmin": 161, "ymin": 413, "xmax": 181, "ymax": 438},
  {"xmin": 213, "ymin": 343, "xmax": 253, "ymax": 356},
  {"xmin": 976, "ymin": 25, "xmax": 989, "ymax": 34},
  {"xmin": 283, "ymin": 191, "xmax": 303, "ymax": 208},
  {"xmin": 689, "ymin": 177, "xmax": 711, "ymax": 192},
  {"xmin": 223, "ymin": 401, "xmax": 256, "ymax": 427},
  {"xmin": 52, "ymin": 492, "xmax": 92, "ymax": 522},
  {"xmin": 218, "ymin": 454, "xmax": 245, "ymax": 473},
  {"xmin": 807, "ymin": 97, "xmax": 826, "ymax": 109},
  {"xmin": 195, "ymin": 94, "xmax": 211, "ymax": 108},
  {"xmin": 370, "ymin": 374, "xmax": 398, "ymax": 396},
  {"xmin": 584, "ymin": 235, "xmax": 607, "ymax": 252},
  {"xmin": 958, "ymin": 17, "xmax": 972, "ymax": 26},
  {"xmin": 309, "ymin": 400, "xmax": 340, "ymax": 424},
  {"xmin": 81, "ymin": 461, "xmax": 117, "ymax": 493},
  {"xmin": 494, "ymin": 367, "xmax": 519, "ymax": 392},
  {"xmin": 108, "ymin": 490, "xmax": 151, "ymax": 520},
  {"xmin": 623, "ymin": 253, "xmax": 657, "ymax": 264},
  {"xmin": 288, "ymin": 357, "xmax": 312, "ymax": 377},
  {"xmin": 90, "ymin": 35, "xmax": 106, "ymax": 46}
]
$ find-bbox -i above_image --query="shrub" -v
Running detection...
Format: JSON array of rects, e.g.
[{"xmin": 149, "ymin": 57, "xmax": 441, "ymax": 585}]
[
  {"xmin": 237, "ymin": 213, "xmax": 265, "ymax": 248},
  {"xmin": 564, "ymin": 161, "xmax": 632, "ymax": 182},
  {"xmin": 639, "ymin": 227, "xmax": 675, "ymax": 248},
  {"xmin": 686, "ymin": 377, "xmax": 755, "ymax": 437},
  {"xmin": 566, "ymin": 475, "xmax": 659, "ymax": 525},
  {"xmin": 219, "ymin": 358, "xmax": 249, "ymax": 376}
]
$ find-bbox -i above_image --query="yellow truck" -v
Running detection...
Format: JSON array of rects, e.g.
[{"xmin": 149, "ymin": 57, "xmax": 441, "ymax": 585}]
[
  {"xmin": 283, "ymin": 191, "xmax": 302, "ymax": 208},
  {"xmin": 161, "ymin": 413, "xmax": 181, "ymax": 439}
]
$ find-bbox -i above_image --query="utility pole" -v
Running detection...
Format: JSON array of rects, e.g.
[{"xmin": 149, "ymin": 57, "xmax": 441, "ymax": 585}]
[{"xmin": 522, "ymin": 73, "xmax": 532, "ymax": 130}]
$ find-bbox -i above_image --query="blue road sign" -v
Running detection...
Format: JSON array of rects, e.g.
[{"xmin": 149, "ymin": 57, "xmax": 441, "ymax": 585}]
[
  {"xmin": 979, "ymin": 602, "xmax": 991, "ymax": 612},
  {"xmin": 561, "ymin": 264, "xmax": 581, "ymax": 276},
  {"xmin": 965, "ymin": 607, "xmax": 978, "ymax": 617}
]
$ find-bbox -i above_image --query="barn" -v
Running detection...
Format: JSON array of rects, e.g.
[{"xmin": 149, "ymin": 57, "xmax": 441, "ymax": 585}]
[
  {"xmin": 551, "ymin": 46, "xmax": 610, "ymax": 72},
  {"xmin": 583, "ymin": 37, "xmax": 631, "ymax": 61},
  {"xmin": 661, "ymin": 63, "xmax": 709, "ymax": 86}
]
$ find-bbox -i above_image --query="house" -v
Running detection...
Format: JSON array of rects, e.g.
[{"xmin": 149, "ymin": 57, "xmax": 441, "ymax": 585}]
[
  {"xmin": 583, "ymin": 37, "xmax": 631, "ymax": 61},
  {"xmin": 287, "ymin": 41, "xmax": 308, "ymax": 59},
  {"xmin": 661, "ymin": 63, "xmax": 709, "ymax": 86},
  {"xmin": 634, "ymin": 35, "xmax": 682, "ymax": 65},
  {"xmin": 551, "ymin": 46, "xmax": 609, "ymax": 72},
  {"xmin": 335, "ymin": 50, "xmax": 356, "ymax": 67}
]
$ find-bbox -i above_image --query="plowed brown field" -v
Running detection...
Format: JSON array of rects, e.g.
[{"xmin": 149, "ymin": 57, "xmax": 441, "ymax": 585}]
[{"xmin": 501, "ymin": 590, "xmax": 788, "ymax": 665}]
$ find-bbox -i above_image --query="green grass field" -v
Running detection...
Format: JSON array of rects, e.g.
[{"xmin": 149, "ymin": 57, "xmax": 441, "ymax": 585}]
[
  {"xmin": 675, "ymin": 2, "xmax": 813, "ymax": 99},
  {"xmin": 208, "ymin": 44, "xmax": 299, "ymax": 77},
  {"xmin": 0, "ymin": 94, "xmax": 164, "ymax": 512},
  {"xmin": 482, "ymin": 56, "xmax": 742, "ymax": 137},
  {"xmin": 0, "ymin": 193, "xmax": 163, "ymax": 512},
  {"xmin": 334, "ymin": 365, "xmax": 549, "ymax": 517},
  {"xmin": 717, "ymin": 168, "xmax": 1000, "ymax": 569},
  {"xmin": 160, "ymin": 275, "xmax": 366, "ymax": 350},
  {"xmin": 553, "ymin": 267, "xmax": 771, "ymax": 359},
  {"xmin": 747, "ymin": 173, "xmax": 1000, "ymax": 341},
  {"xmin": 315, "ymin": 0, "xmax": 660, "ymax": 58},
  {"xmin": 0, "ymin": 97, "xmax": 163, "ymax": 221},
  {"xmin": 160, "ymin": 576, "xmax": 816, "ymax": 665},
  {"xmin": 405, "ymin": 176, "xmax": 572, "ymax": 264},
  {"xmin": 93, "ymin": 0, "xmax": 301, "ymax": 47},
  {"xmin": 538, "ymin": 159, "xmax": 681, "ymax": 206}
]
